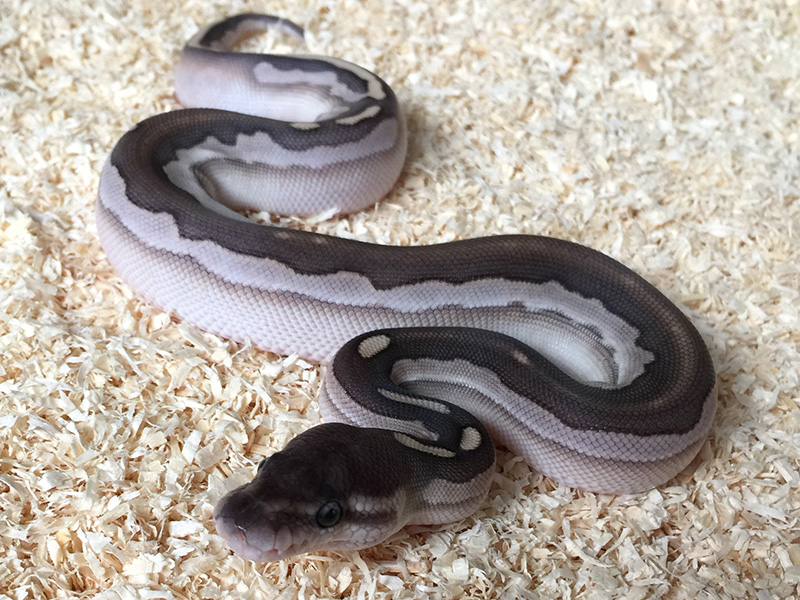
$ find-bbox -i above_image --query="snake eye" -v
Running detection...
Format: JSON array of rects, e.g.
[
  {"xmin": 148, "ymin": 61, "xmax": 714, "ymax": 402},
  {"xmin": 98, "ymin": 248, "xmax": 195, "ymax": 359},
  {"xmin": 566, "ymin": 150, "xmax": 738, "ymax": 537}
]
[{"xmin": 316, "ymin": 501, "xmax": 342, "ymax": 528}]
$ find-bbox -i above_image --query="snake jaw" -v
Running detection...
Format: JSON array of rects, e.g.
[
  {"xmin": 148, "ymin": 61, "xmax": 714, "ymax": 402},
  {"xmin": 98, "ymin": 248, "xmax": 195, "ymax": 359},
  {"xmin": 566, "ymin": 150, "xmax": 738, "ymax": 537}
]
[
  {"xmin": 214, "ymin": 508, "xmax": 308, "ymax": 561},
  {"xmin": 211, "ymin": 435, "xmax": 352, "ymax": 561}
]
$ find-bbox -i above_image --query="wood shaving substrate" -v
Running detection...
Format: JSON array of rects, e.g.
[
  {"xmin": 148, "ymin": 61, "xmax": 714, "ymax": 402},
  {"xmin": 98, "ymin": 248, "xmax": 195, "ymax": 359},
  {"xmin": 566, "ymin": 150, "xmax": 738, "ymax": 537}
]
[{"xmin": 1, "ymin": 0, "xmax": 798, "ymax": 598}]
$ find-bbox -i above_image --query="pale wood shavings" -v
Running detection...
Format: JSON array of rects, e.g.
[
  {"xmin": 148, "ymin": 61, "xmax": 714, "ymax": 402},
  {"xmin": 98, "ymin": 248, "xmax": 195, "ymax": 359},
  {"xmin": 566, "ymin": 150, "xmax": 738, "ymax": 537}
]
[{"xmin": 2, "ymin": 0, "xmax": 799, "ymax": 598}]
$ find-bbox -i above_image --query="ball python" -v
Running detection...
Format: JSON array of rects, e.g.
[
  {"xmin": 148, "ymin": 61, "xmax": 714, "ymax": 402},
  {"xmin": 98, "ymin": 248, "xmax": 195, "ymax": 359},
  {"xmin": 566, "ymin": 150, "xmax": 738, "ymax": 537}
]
[{"xmin": 96, "ymin": 14, "xmax": 717, "ymax": 562}]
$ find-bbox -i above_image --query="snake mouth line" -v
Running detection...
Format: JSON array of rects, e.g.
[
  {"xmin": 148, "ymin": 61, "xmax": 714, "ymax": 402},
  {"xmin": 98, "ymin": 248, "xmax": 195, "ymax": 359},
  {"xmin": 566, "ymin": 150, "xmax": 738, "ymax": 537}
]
[{"xmin": 214, "ymin": 515, "xmax": 302, "ymax": 562}]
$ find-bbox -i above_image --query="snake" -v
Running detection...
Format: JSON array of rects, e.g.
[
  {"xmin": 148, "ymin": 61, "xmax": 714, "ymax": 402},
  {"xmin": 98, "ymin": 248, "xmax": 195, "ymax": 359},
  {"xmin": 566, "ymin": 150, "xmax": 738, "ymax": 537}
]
[{"xmin": 96, "ymin": 14, "xmax": 717, "ymax": 562}]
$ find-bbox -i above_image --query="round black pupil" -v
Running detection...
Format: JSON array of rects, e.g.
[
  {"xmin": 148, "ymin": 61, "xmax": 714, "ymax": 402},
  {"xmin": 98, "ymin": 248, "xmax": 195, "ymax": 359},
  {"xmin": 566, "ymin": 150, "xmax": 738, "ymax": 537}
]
[{"xmin": 316, "ymin": 501, "xmax": 341, "ymax": 528}]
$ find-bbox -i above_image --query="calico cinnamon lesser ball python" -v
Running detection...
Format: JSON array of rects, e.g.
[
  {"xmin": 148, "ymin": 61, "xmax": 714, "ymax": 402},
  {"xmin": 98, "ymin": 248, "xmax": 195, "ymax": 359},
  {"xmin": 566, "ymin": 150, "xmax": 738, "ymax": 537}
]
[{"xmin": 96, "ymin": 14, "xmax": 717, "ymax": 561}]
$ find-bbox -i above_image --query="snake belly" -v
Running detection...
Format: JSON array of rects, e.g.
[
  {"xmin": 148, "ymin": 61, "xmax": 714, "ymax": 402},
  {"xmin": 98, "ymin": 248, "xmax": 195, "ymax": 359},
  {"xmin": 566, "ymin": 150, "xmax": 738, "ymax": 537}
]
[{"xmin": 96, "ymin": 14, "xmax": 717, "ymax": 562}]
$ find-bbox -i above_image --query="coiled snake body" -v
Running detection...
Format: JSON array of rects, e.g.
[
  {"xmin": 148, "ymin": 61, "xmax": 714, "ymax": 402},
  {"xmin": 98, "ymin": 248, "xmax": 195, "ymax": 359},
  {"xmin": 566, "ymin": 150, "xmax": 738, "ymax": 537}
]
[{"xmin": 96, "ymin": 15, "xmax": 717, "ymax": 561}]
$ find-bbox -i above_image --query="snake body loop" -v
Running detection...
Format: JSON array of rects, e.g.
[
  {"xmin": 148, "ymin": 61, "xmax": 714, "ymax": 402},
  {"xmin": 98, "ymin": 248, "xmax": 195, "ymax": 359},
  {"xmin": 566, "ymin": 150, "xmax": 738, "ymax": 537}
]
[{"xmin": 96, "ymin": 15, "xmax": 717, "ymax": 562}]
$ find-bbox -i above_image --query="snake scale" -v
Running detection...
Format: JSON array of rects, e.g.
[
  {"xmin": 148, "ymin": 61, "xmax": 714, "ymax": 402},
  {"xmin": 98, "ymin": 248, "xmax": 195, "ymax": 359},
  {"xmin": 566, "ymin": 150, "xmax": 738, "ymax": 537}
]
[{"xmin": 96, "ymin": 14, "xmax": 717, "ymax": 561}]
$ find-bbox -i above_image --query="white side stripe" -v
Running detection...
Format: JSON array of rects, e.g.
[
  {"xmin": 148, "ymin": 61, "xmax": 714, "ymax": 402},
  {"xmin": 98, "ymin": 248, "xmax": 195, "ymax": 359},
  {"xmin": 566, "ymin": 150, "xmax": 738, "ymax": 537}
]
[{"xmin": 394, "ymin": 433, "xmax": 456, "ymax": 458}]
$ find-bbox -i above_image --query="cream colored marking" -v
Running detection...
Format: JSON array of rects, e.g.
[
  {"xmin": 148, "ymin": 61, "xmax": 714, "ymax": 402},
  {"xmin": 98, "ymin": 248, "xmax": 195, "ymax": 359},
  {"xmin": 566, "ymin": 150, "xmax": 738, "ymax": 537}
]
[
  {"xmin": 512, "ymin": 349, "xmax": 530, "ymax": 364},
  {"xmin": 346, "ymin": 492, "xmax": 400, "ymax": 515},
  {"xmin": 459, "ymin": 427, "xmax": 482, "ymax": 451},
  {"xmin": 378, "ymin": 388, "xmax": 450, "ymax": 414},
  {"xmin": 394, "ymin": 433, "xmax": 456, "ymax": 458},
  {"xmin": 415, "ymin": 468, "xmax": 494, "ymax": 524},
  {"xmin": 336, "ymin": 105, "xmax": 381, "ymax": 126},
  {"xmin": 290, "ymin": 121, "xmax": 321, "ymax": 130},
  {"xmin": 315, "ymin": 56, "xmax": 386, "ymax": 100},
  {"xmin": 357, "ymin": 334, "xmax": 391, "ymax": 358}
]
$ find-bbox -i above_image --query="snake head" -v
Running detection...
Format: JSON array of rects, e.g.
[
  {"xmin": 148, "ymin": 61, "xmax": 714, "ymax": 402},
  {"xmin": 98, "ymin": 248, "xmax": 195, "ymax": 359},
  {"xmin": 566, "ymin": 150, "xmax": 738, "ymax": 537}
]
[{"xmin": 213, "ymin": 423, "xmax": 412, "ymax": 561}]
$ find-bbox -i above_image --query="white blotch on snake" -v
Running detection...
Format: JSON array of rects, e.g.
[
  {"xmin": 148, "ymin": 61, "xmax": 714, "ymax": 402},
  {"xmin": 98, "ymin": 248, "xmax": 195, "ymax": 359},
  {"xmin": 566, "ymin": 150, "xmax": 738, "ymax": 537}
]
[
  {"xmin": 358, "ymin": 334, "xmax": 391, "ymax": 358},
  {"xmin": 377, "ymin": 387, "xmax": 451, "ymax": 414},
  {"xmin": 336, "ymin": 105, "xmax": 381, "ymax": 126},
  {"xmin": 512, "ymin": 349, "xmax": 530, "ymax": 364},
  {"xmin": 394, "ymin": 433, "xmax": 456, "ymax": 458},
  {"xmin": 290, "ymin": 121, "xmax": 321, "ymax": 130},
  {"xmin": 459, "ymin": 427, "xmax": 482, "ymax": 451}
]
